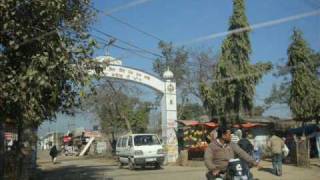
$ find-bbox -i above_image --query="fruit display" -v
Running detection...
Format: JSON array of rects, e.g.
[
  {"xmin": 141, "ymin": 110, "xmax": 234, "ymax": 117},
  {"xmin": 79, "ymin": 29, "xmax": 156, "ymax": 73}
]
[
  {"xmin": 183, "ymin": 128, "xmax": 208, "ymax": 152},
  {"xmin": 177, "ymin": 120, "xmax": 219, "ymax": 159}
]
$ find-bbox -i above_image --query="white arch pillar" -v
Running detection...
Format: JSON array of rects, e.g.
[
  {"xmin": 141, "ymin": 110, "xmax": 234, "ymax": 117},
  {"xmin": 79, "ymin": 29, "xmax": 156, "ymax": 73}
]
[{"xmin": 161, "ymin": 79, "xmax": 178, "ymax": 163}]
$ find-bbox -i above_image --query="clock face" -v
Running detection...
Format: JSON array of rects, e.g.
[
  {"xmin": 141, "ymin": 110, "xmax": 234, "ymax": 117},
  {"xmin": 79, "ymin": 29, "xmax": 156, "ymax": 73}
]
[{"xmin": 167, "ymin": 84, "xmax": 174, "ymax": 92}]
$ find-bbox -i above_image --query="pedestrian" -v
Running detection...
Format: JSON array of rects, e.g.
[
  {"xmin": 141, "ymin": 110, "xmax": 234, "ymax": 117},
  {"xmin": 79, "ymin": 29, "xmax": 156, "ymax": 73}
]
[
  {"xmin": 308, "ymin": 126, "xmax": 320, "ymax": 158},
  {"xmin": 238, "ymin": 130, "xmax": 253, "ymax": 155},
  {"xmin": 253, "ymin": 139, "xmax": 261, "ymax": 163},
  {"xmin": 238, "ymin": 130, "xmax": 254, "ymax": 180},
  {"xmin": 210, "ymin": 129, "xmax": 217, "ymax": 141},
  {"xmin": 231, "ymin": 129, "xmax": 241, "ymax": 144},
  {"xmin": 49, "ymin": 145, "xmax": 58, "ymax": 164},
  {"xmin": 268, "ymin": 132, "xmax": 285, "ymax": 176},
  {"xmin": 285, "ymin": 133, "xmax": 295, "ymax": 163}
]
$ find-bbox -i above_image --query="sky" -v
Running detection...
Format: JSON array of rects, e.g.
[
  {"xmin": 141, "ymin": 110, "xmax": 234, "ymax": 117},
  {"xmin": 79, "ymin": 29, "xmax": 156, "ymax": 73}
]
[{"xmin": 38, "ymin": 0, "xmax": 320, "ymax": 136}]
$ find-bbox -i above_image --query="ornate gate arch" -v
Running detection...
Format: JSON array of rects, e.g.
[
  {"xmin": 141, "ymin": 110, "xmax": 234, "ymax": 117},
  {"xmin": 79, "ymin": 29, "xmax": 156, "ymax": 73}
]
[{"xmin": 95, "ymin": 56, "xmax": 178, "ymax": 163}]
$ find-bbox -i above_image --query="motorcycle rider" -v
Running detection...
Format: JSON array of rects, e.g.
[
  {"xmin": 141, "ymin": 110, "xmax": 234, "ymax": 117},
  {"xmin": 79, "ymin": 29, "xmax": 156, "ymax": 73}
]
[{"xmin": 204, "ymin": 126, "xmax": 259, "ymax": 179}]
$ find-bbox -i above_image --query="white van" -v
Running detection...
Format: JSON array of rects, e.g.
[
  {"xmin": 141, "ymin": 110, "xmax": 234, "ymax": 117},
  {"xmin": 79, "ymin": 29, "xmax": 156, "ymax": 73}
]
[{"xmin": 116, "ymin": 133, "xmax": 165, "ymax": 169}]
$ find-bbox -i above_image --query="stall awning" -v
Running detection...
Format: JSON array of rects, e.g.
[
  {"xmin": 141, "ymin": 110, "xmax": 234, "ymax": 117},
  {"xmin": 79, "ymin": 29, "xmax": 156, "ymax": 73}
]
[
  {"xmin": 178, "ymin": 120, "xmax": 219, "ymax": 128},
  {"xmin": 233, "ymin": 122, "xmax": 261, "ymax": 129},
  {"xmin": 202, "ymin": 122, "xmax": 219, "ymax": 128},
  {"xmin": 177, "ymin": 120, "xmax": 200, "ymax": 126}
]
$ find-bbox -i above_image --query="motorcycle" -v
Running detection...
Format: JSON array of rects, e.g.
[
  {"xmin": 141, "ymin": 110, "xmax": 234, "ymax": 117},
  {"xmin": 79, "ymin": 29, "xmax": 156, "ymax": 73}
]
[{"xmin": 206, "ymin": 158, "xmax": 252, "ymax": 180}]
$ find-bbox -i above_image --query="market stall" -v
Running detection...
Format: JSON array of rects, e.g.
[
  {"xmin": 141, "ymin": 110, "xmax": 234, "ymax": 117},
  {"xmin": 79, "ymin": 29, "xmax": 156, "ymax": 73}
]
[{"xmin": 177, "ymin": 120, "xmax": 218, "ymax": 159}]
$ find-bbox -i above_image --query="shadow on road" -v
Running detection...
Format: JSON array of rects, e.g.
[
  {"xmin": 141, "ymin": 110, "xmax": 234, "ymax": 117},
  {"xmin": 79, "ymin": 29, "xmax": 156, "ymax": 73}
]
[
  {"xmin": 258, "ymin": 167, "xmax": 274, "ymax": 175},
  {"xmin": 38, "ymin": 164, "xmax": 117, "ymax": 180}
]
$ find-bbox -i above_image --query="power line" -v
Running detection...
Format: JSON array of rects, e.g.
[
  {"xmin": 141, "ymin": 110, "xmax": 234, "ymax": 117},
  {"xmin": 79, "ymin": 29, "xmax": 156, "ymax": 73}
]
[
  {"xmin": 90, "ymin": 5, "xmax": 163, "ymax": 42},
  {"xmin": 178, "ymin": 9, "xmax": 320, "ymax": 45},
  {"xmin": 92, "ymin": 27, "xmax": 163, "ymax": 58},
  {"xmin": 91, "ymin": 34, "xmax": 145, "ymax": 54},
  {"xmin": 93, "ymin": 35, "xmax": 157, "ymax": 61},
  {"xmin": 103, "ymin": 0, "xmax": 154, "ymax": 15},
  {"xmin": 112, "ymin": 44, "xmax": 156, "ymax": 61}
]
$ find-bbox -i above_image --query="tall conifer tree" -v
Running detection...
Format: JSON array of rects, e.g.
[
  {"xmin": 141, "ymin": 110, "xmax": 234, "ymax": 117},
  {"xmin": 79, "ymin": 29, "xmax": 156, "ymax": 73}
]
[
  {"xmin": 287, "ymin": 29, "xmax": 320, "ymax": 122},
  {"xmin": 201, "ymin": 0, "xmax": 271, "ymax": 126}
]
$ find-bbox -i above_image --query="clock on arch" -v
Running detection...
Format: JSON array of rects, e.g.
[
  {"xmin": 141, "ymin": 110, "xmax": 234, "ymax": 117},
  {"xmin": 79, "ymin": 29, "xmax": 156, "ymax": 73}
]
[{"xmin": 167, "ymin": 84, "xmax": 174, "ymax": 92}]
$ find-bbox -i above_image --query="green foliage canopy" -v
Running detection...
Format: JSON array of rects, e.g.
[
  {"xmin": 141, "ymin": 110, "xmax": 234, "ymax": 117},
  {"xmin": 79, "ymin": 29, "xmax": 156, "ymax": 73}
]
[
  {"xmin": 0, "ymin": 0, "xmax": 99, "ymax": 126},
  {"xmin": 201, "ymin": 0, "xmax": 272, "ymax": 125},
  {"xmin": 94, "ymin": 87, "xmax": 150, "ymax": 134},
  {"xmin": 153, "ymin": 41, "xmax": 189, "ymax": 87},
  {"xmin": 287, "ymin": 29, "xmax": 320, "ymax": 121}
]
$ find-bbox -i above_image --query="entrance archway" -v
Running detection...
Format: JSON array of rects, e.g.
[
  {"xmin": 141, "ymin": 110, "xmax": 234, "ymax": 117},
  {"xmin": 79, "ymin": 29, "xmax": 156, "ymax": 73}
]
[{"xmin": 95, "ymin": 56, "xmax": 178, "ymax": 163}]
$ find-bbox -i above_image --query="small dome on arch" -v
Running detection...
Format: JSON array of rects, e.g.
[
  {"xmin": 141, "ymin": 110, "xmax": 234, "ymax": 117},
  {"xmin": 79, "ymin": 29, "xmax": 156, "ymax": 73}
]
[{"xmin": 163, "ymin": 68, "xmax": 174, "ymax": 79}]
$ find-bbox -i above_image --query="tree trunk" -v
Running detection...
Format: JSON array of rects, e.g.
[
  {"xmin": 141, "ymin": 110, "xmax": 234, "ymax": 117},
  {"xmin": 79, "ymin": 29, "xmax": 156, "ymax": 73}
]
[
  {"xmin": 296, "ymin": 136, "xmax": 310, "ymax": 167},
  {"xmin": 16, "ymin": 118, "xmax": 24, "ymax": 180},
  {"xmin": 0, "ymin": 122, "xmax": 4, "ymax": 180}
]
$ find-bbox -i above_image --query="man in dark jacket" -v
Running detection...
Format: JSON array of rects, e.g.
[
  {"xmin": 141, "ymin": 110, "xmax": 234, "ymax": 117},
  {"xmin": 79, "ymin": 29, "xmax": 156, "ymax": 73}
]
[
  {"xmin": 238, "ymin": 130, "xmax": 254, "ymax": 179},
  {"xmin": 49, "ymin": 145, "xmax": 58, "ymax": 164},
  {"xmin": 238, "ymin": 131, "xmax": 253, "ymax": 155},
  {"xmin": 204, "ymin": 126, "xmax": 259, "ymax": 179}
]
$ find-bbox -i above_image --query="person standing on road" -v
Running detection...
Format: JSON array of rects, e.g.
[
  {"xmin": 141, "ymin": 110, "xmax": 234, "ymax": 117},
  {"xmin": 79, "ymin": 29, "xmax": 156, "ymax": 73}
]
[
  {"xmin": 231, "ymin": 129, "xmax": 241, "ymax": 144},
  {"xmin": 253, "ymin": 139, "xmax": 261, "ymax": 163},
  {"xmin": 308, "ymin": 126, "xmax": 320, "ymax": 158},
  {"xmin": 268, "ymin": 132, "xmax": 285, "ymax": 176},
  {"xmin": 238, "ymin": 130, "xmax": 254, "ymax": 180},
  {"xmin": 50, "ymin": 145, "xmax": 58, "ymax": 164}
]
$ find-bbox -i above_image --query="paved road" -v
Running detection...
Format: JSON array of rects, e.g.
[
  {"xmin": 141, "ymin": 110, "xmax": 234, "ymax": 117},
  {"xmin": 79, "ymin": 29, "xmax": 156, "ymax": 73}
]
[
  {"xmin": 37, "ymin": 151, "xmax": 320, "ymax": 180},
  {"xmin": 38, "ymin": 156, "xmax": 205, "ymax": 180}
]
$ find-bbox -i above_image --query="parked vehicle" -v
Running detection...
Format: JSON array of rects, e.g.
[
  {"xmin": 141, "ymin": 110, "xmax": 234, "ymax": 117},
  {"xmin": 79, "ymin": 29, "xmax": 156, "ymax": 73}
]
[{"xmin": 116, "ymin": 133, "xmax": 165, "ymax": 170}]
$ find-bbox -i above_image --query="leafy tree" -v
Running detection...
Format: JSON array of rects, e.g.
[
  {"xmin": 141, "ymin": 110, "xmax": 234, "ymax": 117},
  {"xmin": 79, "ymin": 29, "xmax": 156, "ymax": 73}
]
[
  {"xmin": 264, "ymin": 84, "xmax": 290, "ymax": 106},
  {"xmin": 287, "ymin": 29, "xmax": 320, "ymax": 122},
  {"xmin": 310, "ymin": 52, "xmax": 320, "ymax": 79},
  {"xmin": 0, "ymin": 1, "xmax": 98, "ymax": 178},
  {"xmin": 266, "ymin": 30, "xmax": 320, "ymax": 123},
  {"xmin": 153, "ymin": 41, "xmax": 191, "ymax": 119},
  {"xmin": 178, "ymin": 103, "xmax": 206, "ymax": 120},
  {"xmin": 88, "ymin": 81, "xmax": 150, "ymax": 141},
  {"xmin": 153, "ymin": 41, "xmax": 189, "ymax": 87},
  {"xmin": 201, "ymin": 0, "xmax": 272, "ymax": 126},
  {"xmin": 188, "ymin": 49, "xmax": 218, "ymax": 102},
  {"xmin": 251, "ymin": 106, "xmax": 265, "ymax": 116}
]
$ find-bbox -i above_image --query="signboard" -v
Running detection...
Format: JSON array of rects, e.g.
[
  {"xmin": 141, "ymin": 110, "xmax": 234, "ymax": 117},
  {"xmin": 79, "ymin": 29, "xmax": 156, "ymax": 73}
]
[
  {"xmin": 84, "ymin": 131, "xmax": 102, "ymax": 138},
  {"xmin": 63, "ymin": 136, "xmax": 72, "ymax": 143},
  {"xmin": 4, "ymin": 132, "xmax": 13, "ymax": 140},
  {"xmin": 96, "ymin": 142, "xmax": 107, "ymax": 154},
  {"xmin": 101, "ymin": 66, "xmax": 165, "ymax": 93}
]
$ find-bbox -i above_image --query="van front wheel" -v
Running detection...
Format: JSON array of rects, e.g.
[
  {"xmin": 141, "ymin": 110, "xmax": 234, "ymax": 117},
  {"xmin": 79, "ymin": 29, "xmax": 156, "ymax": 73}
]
[
  {"xmin": 155, "ymin": 163, "xmax": 162, "ymax": 169},
  {"xmin": 118, "ymin": 161, "xmax": 124, "ymax": 169}
]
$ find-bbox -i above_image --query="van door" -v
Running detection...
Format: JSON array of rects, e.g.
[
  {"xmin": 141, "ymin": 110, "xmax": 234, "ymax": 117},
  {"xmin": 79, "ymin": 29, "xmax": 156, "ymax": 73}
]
[
  {"xmin": 116, "ymin": 137, "xmax": 122, "ymax": 156},
  {"xmin": 121, "ymin": 136, "xmax": 129, "ymax": 163},
  {"xmin": 127, "ymin": 136, "xmax": 133, "ymax": 158}
]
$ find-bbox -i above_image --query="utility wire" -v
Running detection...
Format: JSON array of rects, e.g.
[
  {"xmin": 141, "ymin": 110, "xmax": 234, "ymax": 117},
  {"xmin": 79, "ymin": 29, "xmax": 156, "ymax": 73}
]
[
  {"xmin": 91, "ymin": 5, "xmax": 163, "ymax": 42},
  {"xmin": 92, "ymin": 27, "xmax": 163, "ymax": 58},
  {"xmin": 93, "ymin": 35, "xmax": 157, "ymax": 61},
  {"xmin": 178, "ymin": 9, "xmax": 320, "ymax": 45},
  {"xmin": 103, "ymin": 0, "xmax": 154, "ymax": 15}
]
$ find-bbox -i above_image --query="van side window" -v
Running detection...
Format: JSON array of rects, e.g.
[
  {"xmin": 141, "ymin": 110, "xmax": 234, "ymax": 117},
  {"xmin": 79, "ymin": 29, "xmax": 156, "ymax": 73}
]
[
  {"xmin": 116, "ymin": 138, "xmax": 122, "ymax": 147},
  {"xmin": 128, "ymin": 136, "xmax": 132, "ymax": 146},
  {"xmin": 121, "ymin": 137, "xmax": 128, "ymax": 147}
]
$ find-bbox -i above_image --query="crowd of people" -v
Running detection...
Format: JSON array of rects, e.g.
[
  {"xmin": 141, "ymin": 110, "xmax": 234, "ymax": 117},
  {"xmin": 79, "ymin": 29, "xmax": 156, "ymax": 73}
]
[{"xmin": 204, "ymin": 127, "xmax": 320, "ymax": 180}]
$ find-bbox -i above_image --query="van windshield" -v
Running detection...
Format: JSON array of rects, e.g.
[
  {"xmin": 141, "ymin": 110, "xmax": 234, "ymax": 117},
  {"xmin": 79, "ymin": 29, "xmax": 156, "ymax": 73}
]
[{"xmin": 134, "ymin": 135, "xmax": 161, "ymax": 146}]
